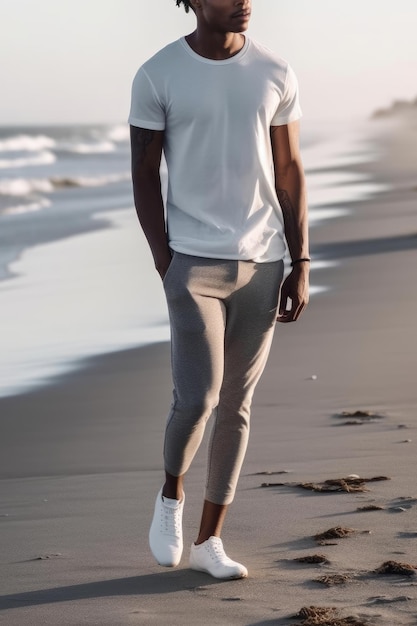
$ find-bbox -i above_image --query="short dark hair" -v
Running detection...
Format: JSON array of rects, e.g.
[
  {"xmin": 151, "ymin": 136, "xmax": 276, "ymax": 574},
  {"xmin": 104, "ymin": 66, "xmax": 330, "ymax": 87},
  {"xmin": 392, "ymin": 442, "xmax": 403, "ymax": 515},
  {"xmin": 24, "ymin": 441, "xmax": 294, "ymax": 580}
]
[{"xmin": 176, "ymin": 0, "xmax": 194, "ymax": 13}]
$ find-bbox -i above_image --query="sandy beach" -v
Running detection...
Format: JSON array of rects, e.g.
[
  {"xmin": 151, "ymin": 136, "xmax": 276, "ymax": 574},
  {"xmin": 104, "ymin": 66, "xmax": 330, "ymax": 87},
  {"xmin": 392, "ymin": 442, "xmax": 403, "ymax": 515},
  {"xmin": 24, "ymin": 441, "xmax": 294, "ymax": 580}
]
[{"xmin": 1, "ymin": 112, "xmax": 417, "ymax": 625}]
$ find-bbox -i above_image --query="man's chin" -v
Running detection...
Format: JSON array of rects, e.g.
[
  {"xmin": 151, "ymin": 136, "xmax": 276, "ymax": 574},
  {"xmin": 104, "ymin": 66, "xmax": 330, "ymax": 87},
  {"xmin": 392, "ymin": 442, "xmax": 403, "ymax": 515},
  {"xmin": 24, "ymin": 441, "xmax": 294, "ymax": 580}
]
[{"xmin": 229, "ymin": 26, "xmax": 249, "ymax": 34}]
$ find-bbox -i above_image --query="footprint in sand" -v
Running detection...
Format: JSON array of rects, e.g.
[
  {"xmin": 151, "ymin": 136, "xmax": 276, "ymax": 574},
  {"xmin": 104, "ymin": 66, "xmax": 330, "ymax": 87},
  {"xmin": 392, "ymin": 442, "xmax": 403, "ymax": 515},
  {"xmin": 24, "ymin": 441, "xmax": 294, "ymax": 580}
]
[
  {"xmin": 293, "ymin": 554, "xmax": 329, "ymax": 565},
  {"xmin": 367, "ymin": 594, "xmax": 413, "ymax": 605},
  {"xmin": 333, "ymin": 409, "xmax": 386, "ymax": 427},
  {"xmin": 314, "ymin": 526, "xmax": 362, "ymax": 546},
  {"xmin": 260, "ymin": 475, "xmax": 390, "ymax": 492},
  {"xmin": 374, "ymin": 560, "xmax": 416, "ymax": 577},
  {"xmin": 314, "ymin": 572, "xmax": 355, "ymax": 586},
  {"xmin": 292, "ymin": 605, "xmax": 370, "ymax": 625},
  {"xmin": 357, "ymin": 504, "xmax": 385, "ymax": 511}
]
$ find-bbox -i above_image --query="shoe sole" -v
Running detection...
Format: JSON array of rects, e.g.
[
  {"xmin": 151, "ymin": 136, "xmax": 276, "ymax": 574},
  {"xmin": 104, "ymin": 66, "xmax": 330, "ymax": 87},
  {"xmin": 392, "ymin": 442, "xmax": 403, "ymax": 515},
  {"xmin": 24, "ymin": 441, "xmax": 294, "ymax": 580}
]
[{"xmin": 190, "ymin": 563, "xmax": 248, "ymax": 579}]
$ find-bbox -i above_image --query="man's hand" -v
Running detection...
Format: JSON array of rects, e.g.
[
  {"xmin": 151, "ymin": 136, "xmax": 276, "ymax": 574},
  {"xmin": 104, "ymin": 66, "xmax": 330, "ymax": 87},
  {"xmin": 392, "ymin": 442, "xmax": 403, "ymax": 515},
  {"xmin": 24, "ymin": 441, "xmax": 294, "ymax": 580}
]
[{"xmin": 277, "ymin": 264, "xmax": 309, "ymax": 323}]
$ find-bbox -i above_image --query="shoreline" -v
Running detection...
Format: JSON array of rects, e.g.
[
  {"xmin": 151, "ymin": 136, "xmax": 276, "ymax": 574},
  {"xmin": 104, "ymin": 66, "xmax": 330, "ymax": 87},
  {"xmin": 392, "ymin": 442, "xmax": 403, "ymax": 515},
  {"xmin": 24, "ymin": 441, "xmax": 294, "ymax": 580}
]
[
  {"xmin": 0, "ymin": 116, "xmax": 392, "ymax": 400},
  {"xmin": 1, "ymin": 116, "xmax": 417, "ymax": 624}
]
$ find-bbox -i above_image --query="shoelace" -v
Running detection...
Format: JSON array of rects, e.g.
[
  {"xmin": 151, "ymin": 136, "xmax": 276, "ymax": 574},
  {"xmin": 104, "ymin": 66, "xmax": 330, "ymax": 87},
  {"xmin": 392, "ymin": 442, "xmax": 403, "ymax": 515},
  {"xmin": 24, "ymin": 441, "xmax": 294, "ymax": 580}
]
[
  {"xmin": 160, "ymin": 503, "xmax": 181, "ymax": 537},
  {"xmin": 206, "ymin": 538, "xmax": 227, "ymax": 564}
]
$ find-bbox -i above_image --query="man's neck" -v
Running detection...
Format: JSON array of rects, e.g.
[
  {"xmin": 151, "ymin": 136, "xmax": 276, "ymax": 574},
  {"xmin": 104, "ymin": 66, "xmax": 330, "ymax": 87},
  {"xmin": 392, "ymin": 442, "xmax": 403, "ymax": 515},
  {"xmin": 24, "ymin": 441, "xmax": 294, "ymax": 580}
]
[{"xmin": 185, "ymin": 30, "xmax": 245, "ymax": 60}]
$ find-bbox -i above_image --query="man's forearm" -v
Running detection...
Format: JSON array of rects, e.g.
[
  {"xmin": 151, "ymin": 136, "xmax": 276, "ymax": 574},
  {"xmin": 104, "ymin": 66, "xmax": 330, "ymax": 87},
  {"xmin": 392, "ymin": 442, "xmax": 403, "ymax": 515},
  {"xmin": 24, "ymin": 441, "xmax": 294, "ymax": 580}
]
[
  {"xmin": 275, "ymin": 158, "xmax": 310, "ymax": 322},
  {"xmin": 132, "ymin": 172, "xmax": 171, "ymax": 274},
  {"xmin": 276, "ymin": 159, "xmax": 309, "ymax": 262},
  {"xmin": 130, "ymin": 126, "xmax": 171, "ymax": 277}
]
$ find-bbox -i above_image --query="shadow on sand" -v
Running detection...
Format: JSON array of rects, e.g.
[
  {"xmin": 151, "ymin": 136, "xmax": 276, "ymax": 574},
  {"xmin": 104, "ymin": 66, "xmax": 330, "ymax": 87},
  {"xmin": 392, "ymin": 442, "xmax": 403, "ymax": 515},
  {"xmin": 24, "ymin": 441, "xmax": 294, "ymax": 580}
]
[
  {"xmin": 0, "ymin": 569, "xmax": 221, "ymax": 611},
  {"xmin": 313, "ymin": 231, "xmax": 417, "ymax": 261}
]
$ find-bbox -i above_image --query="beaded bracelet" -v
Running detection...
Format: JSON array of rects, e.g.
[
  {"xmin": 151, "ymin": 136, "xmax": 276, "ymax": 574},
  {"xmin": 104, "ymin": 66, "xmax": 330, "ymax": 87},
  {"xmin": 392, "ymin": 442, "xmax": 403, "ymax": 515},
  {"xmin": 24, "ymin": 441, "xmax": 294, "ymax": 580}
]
[{"xmin": 290, "ymin": 258, "xmax": 311, "ymax": 267}]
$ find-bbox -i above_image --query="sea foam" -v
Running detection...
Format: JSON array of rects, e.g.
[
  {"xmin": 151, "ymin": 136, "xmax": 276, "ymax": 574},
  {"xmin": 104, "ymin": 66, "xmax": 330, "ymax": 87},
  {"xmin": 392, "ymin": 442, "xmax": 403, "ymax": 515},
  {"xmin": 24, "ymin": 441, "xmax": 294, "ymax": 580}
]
[
  {"xmin": 0, "ymin": 134, "xmax": 56, "ymax": 152},
  {"xmin": 0, "ymin": 151, "xmax": 56, "ymax": 169},
  {"xmin": 57, "ymin": 141, "xmax": 116, "ymax": 154},
  {"xmin": 3, "ymin": 199, "xmax": 51, "ymax": 216},
  {"xmin": 105, "ymin": 125, "xmax": 130, "ymax": 142},
  {"xmin": 0, "ymin": 173, "xmax": 131, "ymax": 216},
  {"xmin": 0, "ymin": 178, "xmax": 55, "ymax": 196}
]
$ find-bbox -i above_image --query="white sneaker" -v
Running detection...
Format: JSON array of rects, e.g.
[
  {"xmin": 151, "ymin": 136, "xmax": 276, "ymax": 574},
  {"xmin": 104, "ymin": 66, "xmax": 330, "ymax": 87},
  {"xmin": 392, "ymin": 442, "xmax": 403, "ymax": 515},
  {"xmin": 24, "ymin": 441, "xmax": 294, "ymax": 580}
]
[
  {"xmin": 149, "ymin": 488, "xmax": 184, "ymax": 567},
  {"xmin": 189, "ymin": 536, "xmax": 248, "ymax": 579}
]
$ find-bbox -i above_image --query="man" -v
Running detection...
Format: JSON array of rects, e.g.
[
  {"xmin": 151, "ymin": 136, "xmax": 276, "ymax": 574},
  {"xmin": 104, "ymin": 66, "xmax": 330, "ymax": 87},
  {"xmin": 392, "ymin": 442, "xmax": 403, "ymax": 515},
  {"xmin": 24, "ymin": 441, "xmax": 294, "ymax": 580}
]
[{"xmin": 129, "ymin": 0, "xmax": 309, "ymax": 580}]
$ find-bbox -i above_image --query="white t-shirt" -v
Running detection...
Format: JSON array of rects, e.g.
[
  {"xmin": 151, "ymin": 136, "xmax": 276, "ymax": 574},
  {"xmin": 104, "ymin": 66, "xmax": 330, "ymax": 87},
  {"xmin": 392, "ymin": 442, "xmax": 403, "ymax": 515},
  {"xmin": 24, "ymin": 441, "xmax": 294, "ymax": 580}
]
[{"xmin": 129, "ymin": 36, "xmax": 302, "ymax": 262}]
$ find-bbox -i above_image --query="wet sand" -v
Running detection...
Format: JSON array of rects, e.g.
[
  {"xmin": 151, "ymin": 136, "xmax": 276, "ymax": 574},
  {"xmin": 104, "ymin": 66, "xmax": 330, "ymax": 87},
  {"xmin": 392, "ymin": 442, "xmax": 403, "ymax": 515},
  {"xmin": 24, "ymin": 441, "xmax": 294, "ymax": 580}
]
[{"xmin": 1, "ymin": 114, "xmax": 417, "ymax": 625}]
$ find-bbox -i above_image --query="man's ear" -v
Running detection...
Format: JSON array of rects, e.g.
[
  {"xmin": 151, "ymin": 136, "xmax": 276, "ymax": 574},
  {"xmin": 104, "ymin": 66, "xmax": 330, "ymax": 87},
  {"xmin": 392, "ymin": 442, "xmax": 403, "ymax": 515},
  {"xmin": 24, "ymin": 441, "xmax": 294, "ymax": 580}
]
[{"xmin": 189, "ymin": 0, "xmax": 201, "ymax": 11}]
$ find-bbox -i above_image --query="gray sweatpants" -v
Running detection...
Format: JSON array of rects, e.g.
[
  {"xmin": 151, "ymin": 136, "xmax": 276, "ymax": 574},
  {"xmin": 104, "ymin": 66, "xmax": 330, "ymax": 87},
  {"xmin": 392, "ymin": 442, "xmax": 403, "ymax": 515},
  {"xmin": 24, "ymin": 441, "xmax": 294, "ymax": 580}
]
[{"xmin": 163, "ymin": 252, "xmax": 284, "ymax": 505}]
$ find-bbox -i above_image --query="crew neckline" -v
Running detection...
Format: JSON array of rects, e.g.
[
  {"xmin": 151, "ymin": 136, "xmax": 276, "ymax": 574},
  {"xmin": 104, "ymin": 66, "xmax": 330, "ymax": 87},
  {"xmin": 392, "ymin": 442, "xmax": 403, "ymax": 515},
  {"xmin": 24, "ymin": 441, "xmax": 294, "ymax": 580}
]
[{"xmin": 180, "ymin": 35, "xmax": 250, "ymax": 65}]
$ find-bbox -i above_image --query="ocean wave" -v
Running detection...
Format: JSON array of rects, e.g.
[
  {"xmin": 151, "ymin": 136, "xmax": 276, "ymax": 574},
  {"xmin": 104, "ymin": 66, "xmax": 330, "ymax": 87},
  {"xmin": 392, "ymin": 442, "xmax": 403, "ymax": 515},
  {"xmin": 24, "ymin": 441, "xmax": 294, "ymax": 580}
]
[
  {"xmin": 0, "ymin": 132, "xmax": 120, "ymax": 158},
  {"xmin": 57, "ymin": 141, "xmax": 116, "ymax": 154},
  {"xmin": 0, "ymin": 151, "xmax": 56, "ymax": 169},
  {"xmin": 3, "ymin": 198, "xmax": 51, "ymax": 216},
  {"xmin": 105, "ymin": 125, "xmax": 130, "ymax": 143},
  {"xmin": 0, "ymin": 178, "xmax": 54, "ymax": 196},
  {"xmin": 0, "ymin": 172, "xmax": 130, "ymax": 201},
  {"xmin": 0, "ymin": 134, "xmax": 56, "ymax": 153},
  {"xmin": 49, "ymin": 172, "xmax": 131, "ymax": 188}
]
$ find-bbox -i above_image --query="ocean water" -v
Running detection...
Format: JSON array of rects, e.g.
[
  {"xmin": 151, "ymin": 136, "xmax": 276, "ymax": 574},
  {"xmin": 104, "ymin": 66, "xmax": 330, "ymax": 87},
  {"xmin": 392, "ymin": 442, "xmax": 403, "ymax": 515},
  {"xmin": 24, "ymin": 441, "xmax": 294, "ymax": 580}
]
[{"xmin": 0, "ymin": 120, "xmax": 386, "ymax": 397}]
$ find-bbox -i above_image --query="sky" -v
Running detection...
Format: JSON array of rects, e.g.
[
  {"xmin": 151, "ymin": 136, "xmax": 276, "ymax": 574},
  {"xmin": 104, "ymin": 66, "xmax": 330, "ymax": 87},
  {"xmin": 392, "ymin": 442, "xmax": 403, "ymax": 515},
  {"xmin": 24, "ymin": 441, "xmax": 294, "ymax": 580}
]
[{"xmin": 1, "ymin": 0, "xmax": 417, "ymax": 125}]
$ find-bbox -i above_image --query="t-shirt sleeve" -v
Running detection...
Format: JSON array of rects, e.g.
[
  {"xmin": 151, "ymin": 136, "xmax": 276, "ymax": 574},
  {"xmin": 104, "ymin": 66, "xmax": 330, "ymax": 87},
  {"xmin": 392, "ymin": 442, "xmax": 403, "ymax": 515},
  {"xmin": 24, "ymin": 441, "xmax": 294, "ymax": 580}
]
[
  {"xmin": 271, "ymin": 64, "xmax": 302, "ymax": 126},
  {"xmin": 128, "ymin": 67, "xmax": 166, "ymax": 130}
]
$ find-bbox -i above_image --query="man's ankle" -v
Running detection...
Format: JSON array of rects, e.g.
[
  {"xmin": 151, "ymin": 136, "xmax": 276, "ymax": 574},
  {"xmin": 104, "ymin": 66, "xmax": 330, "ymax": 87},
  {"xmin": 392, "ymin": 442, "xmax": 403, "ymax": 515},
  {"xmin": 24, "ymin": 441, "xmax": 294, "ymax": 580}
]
[
  {"xmin": 162, "ymin": 485, "xmax": 183, "ymax": 501},
  {"xmin": 163, "ymin": 472, "xmax": 184, "ymax": 501},
  {"xmin": 194, "ymin": 533, "xmax": 219, "ymax": 546}
]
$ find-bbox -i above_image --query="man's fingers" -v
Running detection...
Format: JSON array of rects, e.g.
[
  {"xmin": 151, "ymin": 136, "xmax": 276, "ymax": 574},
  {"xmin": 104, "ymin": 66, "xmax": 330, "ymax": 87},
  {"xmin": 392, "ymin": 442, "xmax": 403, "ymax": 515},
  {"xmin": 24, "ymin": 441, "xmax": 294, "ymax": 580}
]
[
  {"xmin": 277, "ymin": 298, "xmax": 307, "ymax": 323},
  {"xmin": 292, "ymin": 301, "xmax": 306, "ymax": 321},
  {"xmin": 277, "ymin": 300, "xmax": 297, "ymax": 323},
  {"xmin": 278, "ymin": 286, "xmax": 289, "ymax": 315},
  {"xmin": 278, "ymin": 293, "xmax": 292, "ymax": 319},
  {"xmin": 278, "ymin": 302, "xmax": 289, "ymax": 317}
]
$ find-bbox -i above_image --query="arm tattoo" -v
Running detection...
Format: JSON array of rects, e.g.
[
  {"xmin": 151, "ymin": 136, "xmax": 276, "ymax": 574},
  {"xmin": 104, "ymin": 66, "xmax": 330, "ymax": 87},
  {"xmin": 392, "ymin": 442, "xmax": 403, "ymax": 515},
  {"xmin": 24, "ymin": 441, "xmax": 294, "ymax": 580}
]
[
  {"xmin": 277, "ymin": 189, "xmax": 299, "ymax": 237},
  {"xmin": 276, "ymin": 189, "xmax": 295, "ymax": 218},
  {"xmin": 277, "ymin": 189, "xmax": 306, "ymax": 261},
  {"xmin": 131, "ymin": 127, "xmax": 155, "ymax": 168}
]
